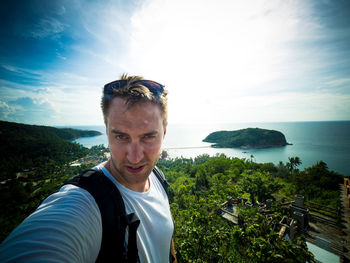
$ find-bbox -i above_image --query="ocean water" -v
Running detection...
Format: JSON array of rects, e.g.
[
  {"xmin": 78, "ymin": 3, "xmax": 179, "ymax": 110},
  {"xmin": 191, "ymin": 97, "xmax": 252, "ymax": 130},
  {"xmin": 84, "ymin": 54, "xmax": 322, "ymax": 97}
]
[{"xmin": 71, "ymin": 121, "xmax": 350, "ymax": 177}]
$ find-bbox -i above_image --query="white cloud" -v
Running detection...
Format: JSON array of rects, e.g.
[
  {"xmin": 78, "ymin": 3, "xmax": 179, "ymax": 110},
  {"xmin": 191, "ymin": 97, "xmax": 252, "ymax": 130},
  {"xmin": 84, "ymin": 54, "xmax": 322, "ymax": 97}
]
[
  {"xmin": 120, "ymin": 0, "xmax": 315, "ymax": 122},
  {"xmin": 1, "ymin": 64, "xmax": 42, "ymax": 78},
  {"xmin": 127, "ymin": 0, "xmax": 304, "ymax": 77},
  {"xmin": 326, "ymin": 78, "xmax": 350, "ymax": 88},
  {"xmin": 45, "ymin": 83, "xmax": 103, "ymax": 125},
  {"xmin": 25, "ymin": 17, "xmax": 67, "ymax": 39},
  {"xmin": 115, "ymin": 0, "xmax": 349, "ymax": 124},
  {"xmin": 0, "ymin": 97, "xmax": 56, "ymax": 125},
  {"xmin": 0, "ymin": 100, "xmax": 15, "ymax": 119},
  {"xmin": 0, "ymin": 68, "xmax": 104, "ymax": 125},
  {"xmin": 70, "ymin": 0, "xmax": 136, "ymax": 76}
]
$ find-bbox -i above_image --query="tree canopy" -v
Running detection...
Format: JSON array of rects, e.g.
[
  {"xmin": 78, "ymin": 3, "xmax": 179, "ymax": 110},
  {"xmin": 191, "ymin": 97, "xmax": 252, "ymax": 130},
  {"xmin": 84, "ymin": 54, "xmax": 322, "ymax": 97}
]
[
  {"xmin": 157, "ymin": 154, "xmax": 321, "ymax": 262},
  {"xmin": 0, "ymin": 120, "xmax": 100, "ymax": 180}
]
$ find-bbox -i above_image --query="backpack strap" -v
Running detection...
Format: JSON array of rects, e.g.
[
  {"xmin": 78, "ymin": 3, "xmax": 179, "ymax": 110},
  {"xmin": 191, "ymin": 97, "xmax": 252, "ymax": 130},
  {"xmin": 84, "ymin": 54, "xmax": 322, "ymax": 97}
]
[
  {"xmin": 65, "ymin": 169, "xmax": 140, "ymax": 263},
  {"xmin": 153, "ymin": 165, "xmax": 169, "ymax": 195}
]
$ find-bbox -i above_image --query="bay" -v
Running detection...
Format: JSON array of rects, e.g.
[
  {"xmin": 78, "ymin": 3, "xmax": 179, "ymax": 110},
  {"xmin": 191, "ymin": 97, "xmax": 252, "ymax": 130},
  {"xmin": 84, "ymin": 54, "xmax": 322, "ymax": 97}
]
[{"xmin": 70, "ymin": 121, "xmax": 350, "ymax": 177}]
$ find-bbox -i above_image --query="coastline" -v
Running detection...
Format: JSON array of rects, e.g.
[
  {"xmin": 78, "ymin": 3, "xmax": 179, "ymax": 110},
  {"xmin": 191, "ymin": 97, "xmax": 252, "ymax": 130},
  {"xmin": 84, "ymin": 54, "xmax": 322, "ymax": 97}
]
[{"xmin": 71, "ymin": 121, "xmax": 350, "ymax": 177}]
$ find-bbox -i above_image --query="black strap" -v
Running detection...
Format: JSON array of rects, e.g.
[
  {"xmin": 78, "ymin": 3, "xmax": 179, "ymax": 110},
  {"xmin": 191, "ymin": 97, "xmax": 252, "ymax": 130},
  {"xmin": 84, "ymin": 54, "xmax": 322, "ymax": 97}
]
[
  {"xmin": 125, "ymin": 213, "xmax": 140, "ymax": 262},
  {"xmin": 153, "ymin": 165, "xmax": 169, "ymax": 195}
]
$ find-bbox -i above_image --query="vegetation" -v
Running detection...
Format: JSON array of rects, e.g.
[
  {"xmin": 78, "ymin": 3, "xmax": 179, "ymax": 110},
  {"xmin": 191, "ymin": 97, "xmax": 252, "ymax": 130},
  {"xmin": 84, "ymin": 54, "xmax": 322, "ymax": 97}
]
[
  {"xmin": 291, "ymin": 161, "xmax": 343, "ymax": 208},
  {"xmin": 0, "ymin": 121, "xmax": 101, "ymax": 180},
  {"xmin": 157, "ymin": 153, "xmax": 343, "ymax": 262},
  {"xmin": 0, "ymin": 121, "xmax": 344, "ymax": 262},
  {"xmin": 203, "ymin": 128, "xmax": 289, "ymax": 149}
]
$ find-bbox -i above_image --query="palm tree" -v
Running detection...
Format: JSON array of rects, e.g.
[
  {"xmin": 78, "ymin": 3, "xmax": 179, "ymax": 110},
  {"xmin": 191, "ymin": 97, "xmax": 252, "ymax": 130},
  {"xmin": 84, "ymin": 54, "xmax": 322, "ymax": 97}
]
[
  {"xmin": 250, "ymin": 154, "xmax": 255, "ymax": 163},
  {"xmin": 287, "ymin": 157, "xmax": 302, "ymax": 173}
]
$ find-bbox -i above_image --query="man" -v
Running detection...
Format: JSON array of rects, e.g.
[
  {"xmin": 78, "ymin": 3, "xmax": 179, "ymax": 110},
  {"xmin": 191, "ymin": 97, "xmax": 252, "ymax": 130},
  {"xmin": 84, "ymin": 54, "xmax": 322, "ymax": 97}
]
[{"xmin": 0, "ymin": 74, "xmax": 175, "ymax": 262}]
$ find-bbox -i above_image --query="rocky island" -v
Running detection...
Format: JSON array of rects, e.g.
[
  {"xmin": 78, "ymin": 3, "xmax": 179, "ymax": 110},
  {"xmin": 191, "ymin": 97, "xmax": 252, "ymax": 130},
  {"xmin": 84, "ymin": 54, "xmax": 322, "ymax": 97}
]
[{"xmin": 203, "ymin": 128, "xmax": 291, "ymax": 149}]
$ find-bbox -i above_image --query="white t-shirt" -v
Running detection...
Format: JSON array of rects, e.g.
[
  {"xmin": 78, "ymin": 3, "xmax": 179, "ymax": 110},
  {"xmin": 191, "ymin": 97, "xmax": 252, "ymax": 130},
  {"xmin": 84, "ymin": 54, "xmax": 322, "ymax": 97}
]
[
  {"xmin": 0, "ymin": 166, "xmax": 173, "ymax": 263},
  {"xmin": 98, "ymin": 165, "xmax": 173, "ymax": 262}
]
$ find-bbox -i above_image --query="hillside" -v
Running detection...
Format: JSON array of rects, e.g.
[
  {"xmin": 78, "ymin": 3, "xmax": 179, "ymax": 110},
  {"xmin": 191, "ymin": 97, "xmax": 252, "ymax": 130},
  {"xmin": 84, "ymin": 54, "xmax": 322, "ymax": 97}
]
[
  {"xmin": 0, "ymin": 120, "xmax": 101, "ymax": 180},
  {"xmin": 0, "ymin": 121, "xmax": 101, "ymax": 140},
  {"xmin": 203, "ymin": 127, "xmax": 290, "ymax": 149}
]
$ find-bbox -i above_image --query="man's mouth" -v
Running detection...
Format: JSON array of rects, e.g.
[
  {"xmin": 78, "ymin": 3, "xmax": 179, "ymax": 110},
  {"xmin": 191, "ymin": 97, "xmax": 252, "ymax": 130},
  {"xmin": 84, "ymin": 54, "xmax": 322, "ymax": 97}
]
[{"xmin": 125, "ymin": 165, "xmax": 145, "ymax": 173}]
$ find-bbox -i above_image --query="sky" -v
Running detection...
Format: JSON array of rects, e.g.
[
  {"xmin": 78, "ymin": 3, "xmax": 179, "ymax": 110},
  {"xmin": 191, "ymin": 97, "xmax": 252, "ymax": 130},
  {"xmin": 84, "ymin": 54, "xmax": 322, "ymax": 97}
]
[{"xmin": 0, "ymin": 0, "xmax": 350, "ymax": 126}]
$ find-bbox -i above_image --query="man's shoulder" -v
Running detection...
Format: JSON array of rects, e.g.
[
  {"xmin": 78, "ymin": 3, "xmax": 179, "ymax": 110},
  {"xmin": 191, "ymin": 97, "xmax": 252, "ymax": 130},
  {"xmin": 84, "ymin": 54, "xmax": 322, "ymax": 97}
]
[
  {"xmin": 36, "ymin": 169, "xmax": 105, "ymax": 220},
  {"xmin": 37, "ymin": 182, "xmax": 100, "ymax": 215}
]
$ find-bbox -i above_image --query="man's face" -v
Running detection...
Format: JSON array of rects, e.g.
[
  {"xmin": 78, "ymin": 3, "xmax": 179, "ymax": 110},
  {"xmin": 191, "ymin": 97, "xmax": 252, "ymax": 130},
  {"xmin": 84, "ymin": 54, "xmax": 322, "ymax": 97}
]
[{"xmin": 106, "ymin": 97, "xmax": 166, "ymax": 190}]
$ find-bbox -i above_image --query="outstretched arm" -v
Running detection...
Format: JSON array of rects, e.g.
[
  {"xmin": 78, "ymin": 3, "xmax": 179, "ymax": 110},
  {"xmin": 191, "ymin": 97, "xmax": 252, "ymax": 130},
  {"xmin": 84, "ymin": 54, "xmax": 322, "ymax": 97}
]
[{"xmin": 0, "ymin": 185, "xmax": 102, "ymax": 263}]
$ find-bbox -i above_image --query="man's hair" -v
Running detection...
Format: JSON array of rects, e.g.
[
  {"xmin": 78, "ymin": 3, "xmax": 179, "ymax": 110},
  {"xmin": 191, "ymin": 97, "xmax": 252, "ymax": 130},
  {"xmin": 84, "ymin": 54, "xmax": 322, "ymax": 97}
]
[{"xmin": 101, "ymin": 74, "xmax": 168, "ymax": 126}]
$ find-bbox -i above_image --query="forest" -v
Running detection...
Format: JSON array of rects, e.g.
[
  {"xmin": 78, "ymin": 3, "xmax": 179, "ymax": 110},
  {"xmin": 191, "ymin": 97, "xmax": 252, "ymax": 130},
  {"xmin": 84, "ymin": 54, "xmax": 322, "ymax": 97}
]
[
  {"xmin": 0, "ymin": 120, "xmax": 345, "ymax": 262},
  {"xmin": 157, "ymin": 154, "xmax": 343, "ymax": 262},
  {"xmin": 0, "ymin": 120, "xmax": 101, "ymax": 180}
]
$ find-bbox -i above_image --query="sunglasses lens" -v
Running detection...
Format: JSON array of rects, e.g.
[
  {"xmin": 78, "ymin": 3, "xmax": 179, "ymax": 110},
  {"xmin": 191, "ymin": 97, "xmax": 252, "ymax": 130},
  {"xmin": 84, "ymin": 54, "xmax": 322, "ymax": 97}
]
[
  {"xmin": 140, "ymin": 80, "xmax": 164, "ymax": 96},
  {"xmin": 104, "ymin": 80, "xmax": 127, "ymax": 94},
  {"xmin": 104, "ymin": 80, "xmax": 163, "ymax": 96}
]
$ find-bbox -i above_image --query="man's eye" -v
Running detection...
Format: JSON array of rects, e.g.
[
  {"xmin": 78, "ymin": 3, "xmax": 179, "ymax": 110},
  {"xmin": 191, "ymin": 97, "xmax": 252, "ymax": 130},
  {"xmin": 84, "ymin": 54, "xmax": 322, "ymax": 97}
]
[
  {"xmin": 144, "ymin": 134, "xmax": 156, "ymax": 140},
  {"xmin": 116, "ymin": 134, "xmax": 128, "ymax": 141}
]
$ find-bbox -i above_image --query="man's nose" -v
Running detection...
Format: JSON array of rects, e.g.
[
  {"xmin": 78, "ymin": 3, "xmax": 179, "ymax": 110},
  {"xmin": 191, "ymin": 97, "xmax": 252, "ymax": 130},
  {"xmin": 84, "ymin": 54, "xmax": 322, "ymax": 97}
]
[{"xmin": 127, "ymin": 142, "xmax": 144, "ymax": 164}]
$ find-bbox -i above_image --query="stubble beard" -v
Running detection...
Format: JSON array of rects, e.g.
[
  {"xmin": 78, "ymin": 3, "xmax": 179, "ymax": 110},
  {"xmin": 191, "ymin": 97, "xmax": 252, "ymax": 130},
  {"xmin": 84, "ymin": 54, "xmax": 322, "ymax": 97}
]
[{"xmin": 109, "ymin": 156, "xmax": 156, "ymax": 187}]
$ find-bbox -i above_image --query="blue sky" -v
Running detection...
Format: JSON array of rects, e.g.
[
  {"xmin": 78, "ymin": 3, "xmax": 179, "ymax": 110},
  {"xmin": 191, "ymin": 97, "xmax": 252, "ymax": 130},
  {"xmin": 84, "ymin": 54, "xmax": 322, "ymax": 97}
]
[{"xmin": 0, "ymin": 0, "xmax": 349, "ymax": 126}]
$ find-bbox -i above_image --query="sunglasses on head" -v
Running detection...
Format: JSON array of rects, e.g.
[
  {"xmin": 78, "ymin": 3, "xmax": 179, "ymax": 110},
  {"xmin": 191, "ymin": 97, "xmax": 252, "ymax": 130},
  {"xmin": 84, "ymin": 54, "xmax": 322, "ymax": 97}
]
[{"xmin": 104, "ymin": 79, "xmax": 164, "ymax": 97}]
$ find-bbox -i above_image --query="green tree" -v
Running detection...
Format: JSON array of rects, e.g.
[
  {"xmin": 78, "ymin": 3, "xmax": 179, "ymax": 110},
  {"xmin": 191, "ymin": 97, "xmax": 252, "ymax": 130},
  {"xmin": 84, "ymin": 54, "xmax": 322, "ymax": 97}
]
[
  {"xmin": 287, "ymin": 157, "xmax": 302, "ymax": 174},
  {"xmin": 238, "ymin": 171, "xmax": 282, "ymax": 202},
  {"xmin": 232, "ymin": 213, "xmax": 314, "ymax": 262},
  {"xmin": 292, "ymin": 161, "xmax": 343, "ymax": 206}
]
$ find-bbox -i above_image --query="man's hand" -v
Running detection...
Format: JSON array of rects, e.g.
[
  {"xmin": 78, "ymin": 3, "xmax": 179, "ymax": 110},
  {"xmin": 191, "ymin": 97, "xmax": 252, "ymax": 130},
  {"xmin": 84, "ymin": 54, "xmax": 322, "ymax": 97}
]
[{"xmin": 171, "ymin": 239, "xmax": 177, "ymax": 263}]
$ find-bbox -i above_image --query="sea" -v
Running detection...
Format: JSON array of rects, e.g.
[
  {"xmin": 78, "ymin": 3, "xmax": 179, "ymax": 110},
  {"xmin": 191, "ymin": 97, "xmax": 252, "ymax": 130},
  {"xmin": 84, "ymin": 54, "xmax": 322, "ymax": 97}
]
[{"xmin": 70, "ymin": 121, "xmax": 350, "ymax": 177}]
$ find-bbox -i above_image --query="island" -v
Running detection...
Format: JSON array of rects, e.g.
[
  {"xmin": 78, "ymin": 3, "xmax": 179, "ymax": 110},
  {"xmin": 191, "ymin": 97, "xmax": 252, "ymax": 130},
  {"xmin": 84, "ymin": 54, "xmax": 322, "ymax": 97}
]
[{"xmin": 203, "ymin": 128, "xmax": 291, "ymax": 149}]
